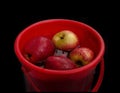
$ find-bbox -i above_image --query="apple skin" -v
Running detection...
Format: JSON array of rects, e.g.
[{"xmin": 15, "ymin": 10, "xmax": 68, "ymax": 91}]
[
  {"xmin": 45, "ymin": 56, "xmax": 77, "ymax": 70},
  {"xmin": 52, "ymin": 30, "xmax": 79, "ymax": 51},
  {"xmin": 69, "ymin": 47, "xmax": 94, "ymax": 67},
  {"xmin": 23, "ymin": 36, "xmax": 55, "ymax": 64}
]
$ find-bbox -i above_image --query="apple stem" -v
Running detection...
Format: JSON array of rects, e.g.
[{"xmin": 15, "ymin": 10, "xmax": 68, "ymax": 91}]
[{"xmin": 60, "ymin": 34, "xmax": 65, "ymax": 39}]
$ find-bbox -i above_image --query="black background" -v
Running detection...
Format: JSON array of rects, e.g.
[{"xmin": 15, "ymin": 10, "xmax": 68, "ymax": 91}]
[{"xmin": 1, "ymin": 12, "xmax": 115, "ymax": 92}]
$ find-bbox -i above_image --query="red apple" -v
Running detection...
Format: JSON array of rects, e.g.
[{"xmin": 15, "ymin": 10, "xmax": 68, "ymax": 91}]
[
  {"xmin": 45, "ymin": 56, "xmax": 77, "ymax": 70},
  {"xmin": 69, "ymin": 47, "xmax": 94, "ymax": 67},
  {"xmin": 52, "ymin": 30, "xmax": 79, "ymax": 51},
  {"xmin": 23, "ymin": 36, "xmax": 55, "ymax": 64}
]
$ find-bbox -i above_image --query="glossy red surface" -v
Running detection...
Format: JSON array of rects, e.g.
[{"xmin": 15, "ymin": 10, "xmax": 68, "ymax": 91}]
[{"xmin": 14, "ymin": 19, "xmax": 105, "ymax": 92}]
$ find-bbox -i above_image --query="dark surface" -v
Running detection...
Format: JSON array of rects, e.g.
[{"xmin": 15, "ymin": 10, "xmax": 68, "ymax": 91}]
[{"xmin": 1, "ymin": 15, "xmax": 115, "ymax": 92}]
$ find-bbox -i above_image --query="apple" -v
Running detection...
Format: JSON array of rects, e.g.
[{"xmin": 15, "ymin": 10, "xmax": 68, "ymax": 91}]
[
  {"xmin": 23, "ymin": 36, "xmax": 55, "ymax": 64},
  {"xmin": 69, "ymin": 47, "xmax": 94, "ymax": 67},
  {"xmin": 45, "ymin": 56, "xmax": 77, "ymax": 70},
  {"xmin": 52, "ymin": 30, "xmax": 79, "ymax": 51}
]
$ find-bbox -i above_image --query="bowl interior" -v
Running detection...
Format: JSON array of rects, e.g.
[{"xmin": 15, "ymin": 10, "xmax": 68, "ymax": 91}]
[{"xmin": 18, "ymin": 19, "xmax": 102, "ymax": 59}]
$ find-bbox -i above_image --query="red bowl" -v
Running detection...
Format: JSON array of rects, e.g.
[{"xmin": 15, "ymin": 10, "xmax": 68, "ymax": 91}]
[{"xmin": 14, "ymin": 19, "xmax": 105, "ymax": 92}]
